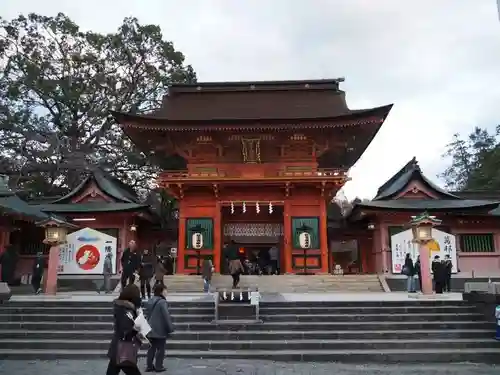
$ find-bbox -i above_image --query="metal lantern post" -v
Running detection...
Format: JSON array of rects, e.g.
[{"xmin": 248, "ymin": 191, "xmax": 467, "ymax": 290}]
[
  {"xmin": 409, "ymin": 212, "xmax": 442, "ymax": 295},
  {"xmin": 37, "ymin": 217, "xmax": 78, "ymax": 295}
]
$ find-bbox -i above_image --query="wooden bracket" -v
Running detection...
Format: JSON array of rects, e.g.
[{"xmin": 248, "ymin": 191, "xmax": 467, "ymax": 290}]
[{"xmin": 177, "ymin": 183, "xmax": 184, "ymax": 199}]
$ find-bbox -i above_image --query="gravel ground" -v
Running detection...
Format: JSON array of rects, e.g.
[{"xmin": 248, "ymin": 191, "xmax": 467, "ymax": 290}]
[{"xmin": 0, "ymin": 359, "xmax": 498, "ymax": 375}]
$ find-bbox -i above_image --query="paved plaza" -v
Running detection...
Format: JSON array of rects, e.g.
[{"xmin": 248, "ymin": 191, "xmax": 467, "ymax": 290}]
[{"xmin": 0, "ymin": 359, "xmax": 498, "ymax": 375}]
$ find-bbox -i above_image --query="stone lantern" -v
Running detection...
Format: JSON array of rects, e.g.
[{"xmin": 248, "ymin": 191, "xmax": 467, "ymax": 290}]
[
  {"xmin": 37, "ymin": 216, "xmax": 78, "ymax": 295},
  {"xmin": 409, "ymin": 212, "xmax": 442, "ymax": 295}
]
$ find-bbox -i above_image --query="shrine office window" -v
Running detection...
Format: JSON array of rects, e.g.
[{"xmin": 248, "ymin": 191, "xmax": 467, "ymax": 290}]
[{"xmin": 459, "ymin": 234, "xmax": 495, "ymax": 253}]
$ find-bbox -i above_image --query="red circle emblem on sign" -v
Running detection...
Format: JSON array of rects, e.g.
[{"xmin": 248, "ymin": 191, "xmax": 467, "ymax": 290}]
[{"xmin": 75, "ymin": 244, "xmax": 101, "ymax": 270}]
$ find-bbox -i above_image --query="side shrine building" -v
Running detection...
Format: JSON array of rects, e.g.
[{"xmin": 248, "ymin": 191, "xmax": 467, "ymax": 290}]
[{"xmin": 113, "ymin": 79, "xmax": 393, "ymax": 274}]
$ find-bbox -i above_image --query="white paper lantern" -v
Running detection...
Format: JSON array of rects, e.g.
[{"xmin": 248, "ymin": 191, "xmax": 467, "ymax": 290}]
[
  {"xmin": 192, "ymin": 232, "xmax": 204, "ymax": 249},
  {"xmin": 299, "ymin": 232, "xmax": 312, "ymax": 249}
]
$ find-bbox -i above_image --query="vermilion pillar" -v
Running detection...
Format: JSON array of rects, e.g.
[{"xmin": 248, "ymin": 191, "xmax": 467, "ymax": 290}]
[
  {"xmin": 213, "ymin": 202, "xmax": 222, "ymax": 274},
  {"xmin": 177, "ymin": 216, "xmax": 186, "ymax": 274},
  {"xmin": 283, "ymin": 201, "xmax": 292, "ymax": 274},
  {"xmin": 419, "ymin": 243, "xmax": 433, "ymax": 294},
  {"xmin": 319, "ymin": 199, "xmax": 329, "ymax": 273}
]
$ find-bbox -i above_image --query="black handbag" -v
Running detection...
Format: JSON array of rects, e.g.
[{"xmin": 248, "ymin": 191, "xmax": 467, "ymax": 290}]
[{"xmin": 116, "ymin": 339, "xmax": 139, "ymax": 366}]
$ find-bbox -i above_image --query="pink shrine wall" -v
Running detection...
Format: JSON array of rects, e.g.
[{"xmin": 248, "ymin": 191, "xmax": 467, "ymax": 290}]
[{"xmin": 369, "ymin": 216, "xmax": 500, "ymax": 275}]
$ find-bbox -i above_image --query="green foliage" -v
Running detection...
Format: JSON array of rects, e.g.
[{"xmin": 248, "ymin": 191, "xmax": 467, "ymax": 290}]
[
  {"xmin": 440, "ymin": 126, "xmax": 500, "ymax": 191},
  {"xmin": 0, "ymin": 13, "xmax": 196, "ymax": 197}
]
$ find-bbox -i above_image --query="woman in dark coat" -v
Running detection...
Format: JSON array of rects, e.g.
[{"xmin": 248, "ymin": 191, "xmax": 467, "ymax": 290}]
[
  {"xmin": 106, "ymin": 284, "xmax": 143, "ymax": 375},
  {"xmin": 139, "ymin": 249, "xmax": 155, "ymax": 300},
  {"xmin": 403, "ymin": 253, "xmax": 416, "ymax": 293},
  {"xmin": 415, "ymin": 256, "xmax": 422, "ymax": 291}
]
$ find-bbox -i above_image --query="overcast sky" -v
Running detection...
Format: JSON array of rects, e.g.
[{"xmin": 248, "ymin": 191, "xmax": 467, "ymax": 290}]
[{"xmin": 3, "ymin": 0, "xmax": 500, "ymax": 199}]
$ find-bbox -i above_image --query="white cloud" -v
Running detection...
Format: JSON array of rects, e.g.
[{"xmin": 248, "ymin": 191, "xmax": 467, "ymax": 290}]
[{"xmin": 3, "ymin": 0, "xmax": 500, "ymax": 199}]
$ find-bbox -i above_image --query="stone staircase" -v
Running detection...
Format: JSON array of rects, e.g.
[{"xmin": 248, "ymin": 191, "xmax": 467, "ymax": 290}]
[
  {"xmin": 1, "ymin": 299, "xmax": 499, "ymax": 363},
  {"xmin": 163, "ymin": 274, "xmax": 384, "ymax": 293}
]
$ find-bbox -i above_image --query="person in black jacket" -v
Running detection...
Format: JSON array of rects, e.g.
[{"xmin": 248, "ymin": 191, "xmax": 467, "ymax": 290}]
[
  {"xmin": 139, "ymin": 248, "xmax": 155, "ymax": 300},
  {"xmin": 432, "ymin": 255, "xmax": 445, "ymax": 294},
  {"xmin": 415, "ymin": 256, "xmax": 422, "ymax": 291},
  {"xmin": 443, "ymin": 254, "xmax": 453, "ymax": 292},
  {"xmin": 403, "ymin": 253, "xmax": 416, "ymax": 293},
  {"xmin": 106, "ymin": 284, "xmax": 143, "ymax": 375},
  {"xmin": 121, "ymin": 241, "xmax": 140, "ymax": 289},
  {"xmin": 31, "ymin": 252, "xmax": 46, "ymax": 294}
]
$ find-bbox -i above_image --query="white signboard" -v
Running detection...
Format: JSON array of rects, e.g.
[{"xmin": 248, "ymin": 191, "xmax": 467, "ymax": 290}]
[
  {"xmin": 391, "ymin": 228, "xmax": 457, "ymax": 274},
  {"xmin": 58, "ymin": 227, "xmax": 117, "ymax": 275}
]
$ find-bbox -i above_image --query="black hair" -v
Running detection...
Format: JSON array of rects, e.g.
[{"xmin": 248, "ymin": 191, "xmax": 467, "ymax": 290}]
[
  {"xmin": 118, "ymin": 284, "xmax": 141, "ymax": 302},
  {"xmin": 153, "ymin": 283, "xmax": 167, "ymax": 297}
]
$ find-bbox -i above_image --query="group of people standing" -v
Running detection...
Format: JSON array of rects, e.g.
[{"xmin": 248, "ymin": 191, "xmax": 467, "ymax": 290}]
[
  {"xmin": 114, "ymin": 240, "xmax": 168, "ymax": 299},
  {"xmin": 403, "ymin": 253, "xmax": 453, "ymax": 293}
]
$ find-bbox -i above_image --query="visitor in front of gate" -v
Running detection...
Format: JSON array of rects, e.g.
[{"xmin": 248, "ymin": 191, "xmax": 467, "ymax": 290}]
[
  {"xmin": 97, "ymin": 251, "xmax": 113, "ymax": 294},
  {"xmin": 154, "ymin": 256, "xmax": 166, "ymax": 286},
  {"xmin": 402, "ymin": 253, "xmax": 416, "ymax": 293},
  {"xmin": 225, "ymin": 240, "xmax": 243, "ymax": 288},
  {"xmin": 202, "ymin": 257, "xmax": 214, "ymax": 292},
  {"xmin": 106, "ymin": 284, "xmax": 143, "ymax": 375},
  {"xmin": 432, "ymin": 255, "xmax": 445, "ymax": 294},
  {"xmin": 443, "ymin": 254, "xmax": 453, "ymax": 292},
  {"xmin": 269, "ymin": 245, "xmax": 280, "ymax": 275},
  {"xmin": 415, "ymin": 256, "xmax": 422, "ymax": 291},
  {"xmin": 121, "ymin": 241, "xmax": 140, "ymax": 290},
  {"xmin": 31, "ymin": 251, "xmax": 46, "ymax": 294},
  {"xmin": 139, "ymin": 248, "xmax": 155, "ymax": 300},
  {"xmin": 144, "ymin": 283, "xmax": 174, "ymax": 372}
]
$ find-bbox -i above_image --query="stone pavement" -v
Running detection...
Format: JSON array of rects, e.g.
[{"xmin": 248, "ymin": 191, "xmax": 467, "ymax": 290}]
[{"xmin": 0, "ymin": 359, "xmax": 498, "ymax": 375}]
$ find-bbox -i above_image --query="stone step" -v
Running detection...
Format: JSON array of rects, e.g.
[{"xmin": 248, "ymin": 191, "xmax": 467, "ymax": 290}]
[
  {"xmin": 0, "ymin": 305, "xmax": 477, "ymax": 315},
  {"xmin": 0, "ymin": 320, "xmax": 491, "ymax": 331},
  {"xmin": 1, "ymin": 338, "xmax": 498, "ymax": 351},
  {"xmin": 2, "ymin": 300, "xmax": 470, "ymax": 308},
  {"xmin": 162, "ymin": 275, "xmax": 384, "ymax": 292},
  {"xmin": 1, "ymin": 348, "xmax": 500, "ymax": 363},
  {"xmin": 0, "ymin": 312, "xmax": 485, "ymax": 323},
  {"xmin": 1, "ymin": 329, "xmax": 492, "ymax": 341}
]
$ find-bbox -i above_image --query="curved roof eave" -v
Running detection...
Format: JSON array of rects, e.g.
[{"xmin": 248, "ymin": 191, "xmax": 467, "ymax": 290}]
[{"xmin": 110, "ymin": 104, "xmax": 394, "ymax": 127}]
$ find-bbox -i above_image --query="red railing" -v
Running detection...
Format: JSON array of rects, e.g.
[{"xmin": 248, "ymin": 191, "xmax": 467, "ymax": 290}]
[{"xmin": 159, "ymin": 168, "xmax": 348, "ymax": 180}]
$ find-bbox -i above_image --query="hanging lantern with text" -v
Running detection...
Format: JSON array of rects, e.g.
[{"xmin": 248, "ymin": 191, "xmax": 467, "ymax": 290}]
[
  {"xmin": 297, "ymin": 224, "xmax": 312, "ymax": 249},
  {"xmin": 190, "ymin": 224, "xmax": 205, "ymax": 250}
]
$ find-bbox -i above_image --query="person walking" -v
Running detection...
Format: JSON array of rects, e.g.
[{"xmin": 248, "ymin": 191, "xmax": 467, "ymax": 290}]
[
  {"xmin": 432, "ymin": 255, "xmax": 445, "ymax": 294},
  {"xmin": 139, "ymin": 249, "xmax": 155, "ymax": 300},
  {"xmin": 154, "ymin": 256, "xmax": 166, "ymax": 286},
  {"xmin": 201, "ymin": 257, "xmax": 214, "ymax": 293},
  {"xmin": 98, "ymin": 252, "xmax": 113, "ymax": 294},
  {"xmin": 228, "ymin": 257, "xmax": 244, "ymax": 289},
  {"xmin": 415, "ymin": 256, "xmax": 422, "ymax": 292},
  {"xmin": 403, "ymin": 253, "xmax": 416, "ymax": 293},
  {"xmin": 443, "ymin": 254, "xmax": 453, "ymax": 292},
  {"xmin": 269, "ymin": 245, "xmax": 280, "ymax": 275},
  {"xmin": 31, "ymin": 251, "xmax": 46, "ymax": 294},
  {"xmin": 144, "ymin": 283, "xmax": 174, "ymax": 372},
  {"xmin": 121, "ymin": 241, "xmax": 140, "ymax": 289},
  {"xmin": 106, "ymin": 284, "xmax": 143, "ymax": 375}
]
